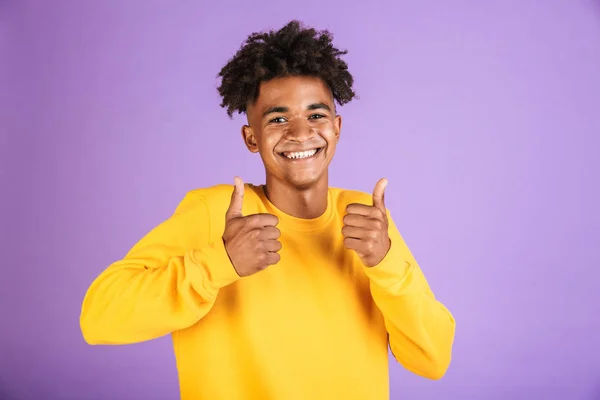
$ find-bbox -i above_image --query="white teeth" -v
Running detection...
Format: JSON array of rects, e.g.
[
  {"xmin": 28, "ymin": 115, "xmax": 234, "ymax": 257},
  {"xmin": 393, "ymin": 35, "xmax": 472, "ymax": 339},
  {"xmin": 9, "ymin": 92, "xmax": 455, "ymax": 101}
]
[{"xmin": 284, "ymin": 149, "xmax": 318, "ymax": 159}]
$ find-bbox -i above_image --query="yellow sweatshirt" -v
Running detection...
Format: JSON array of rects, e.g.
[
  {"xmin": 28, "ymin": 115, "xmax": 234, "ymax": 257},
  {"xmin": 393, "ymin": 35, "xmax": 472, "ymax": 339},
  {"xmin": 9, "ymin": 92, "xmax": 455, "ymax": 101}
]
[{"xmin": 80, "ymin": 183, "xmax": 455, "ymax": 400}]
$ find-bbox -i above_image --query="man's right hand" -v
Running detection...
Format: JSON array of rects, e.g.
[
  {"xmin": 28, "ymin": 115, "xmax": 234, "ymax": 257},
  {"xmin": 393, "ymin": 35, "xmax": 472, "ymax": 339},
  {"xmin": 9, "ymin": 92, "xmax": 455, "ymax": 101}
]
[{"xmin": 222, "ymin": 177, "xmax": 282, "ymax": 277}]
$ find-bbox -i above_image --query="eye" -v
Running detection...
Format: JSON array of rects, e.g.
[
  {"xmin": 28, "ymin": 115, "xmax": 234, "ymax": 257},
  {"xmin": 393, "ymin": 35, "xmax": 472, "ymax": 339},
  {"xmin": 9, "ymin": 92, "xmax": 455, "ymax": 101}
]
[
  {"xmin": 309, "ymin": 114, "xmax": 326, "ymax": 120},
  {"xmin": 269, "ymin": 117, "xmax": 287, "ymax": 124}
]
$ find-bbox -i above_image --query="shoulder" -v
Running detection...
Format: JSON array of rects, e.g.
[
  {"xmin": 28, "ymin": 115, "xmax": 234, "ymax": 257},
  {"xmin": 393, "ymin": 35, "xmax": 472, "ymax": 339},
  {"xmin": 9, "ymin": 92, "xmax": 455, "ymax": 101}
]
[
  {"xmin": 187, "ymin": 183, "xmax": 235, "ymax": 204},
  {"xmin": 330, "ymin": 187, "xmax": 373, "ymax": 208},
  {"xmin": 174, "ymin": 183, "xmax": 235, "ymax": 212},
  {"xmin": 174, "ymin": 182, "xmax": 263, "ymax": 214},
  {"xmin": 330, "ymin": 186, "xmax": 394, "ymax": 221}
]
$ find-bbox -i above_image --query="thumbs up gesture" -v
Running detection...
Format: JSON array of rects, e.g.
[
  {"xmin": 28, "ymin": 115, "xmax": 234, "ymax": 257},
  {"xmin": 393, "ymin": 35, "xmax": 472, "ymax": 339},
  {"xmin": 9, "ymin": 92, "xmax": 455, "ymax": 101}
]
[
  {"xmin": 222, "ymin": 177, "xmax": 282, "ymax": 277},
  {"xmin": 342, "ymin": 178, "xmax": 392, "ymax": 267}
]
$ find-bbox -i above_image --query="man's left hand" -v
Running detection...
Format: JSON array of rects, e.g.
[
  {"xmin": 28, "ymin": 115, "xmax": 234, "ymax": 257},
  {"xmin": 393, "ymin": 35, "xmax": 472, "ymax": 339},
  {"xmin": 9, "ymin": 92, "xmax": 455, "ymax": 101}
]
[{"xmin": 342, "ymin": 178, "xmax": 392, "ymax": 267}]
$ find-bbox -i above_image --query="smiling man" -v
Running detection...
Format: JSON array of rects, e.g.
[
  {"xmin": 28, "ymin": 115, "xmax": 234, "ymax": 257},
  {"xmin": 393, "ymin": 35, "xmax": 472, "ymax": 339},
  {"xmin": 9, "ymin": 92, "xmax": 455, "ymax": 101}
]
[{"xmin": 80, "ymin": 20, "xmax": 456, "ymax": 400}]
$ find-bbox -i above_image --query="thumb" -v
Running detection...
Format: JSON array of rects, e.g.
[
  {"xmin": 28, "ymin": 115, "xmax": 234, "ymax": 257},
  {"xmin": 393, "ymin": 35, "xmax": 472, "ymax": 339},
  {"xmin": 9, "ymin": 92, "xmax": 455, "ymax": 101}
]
[
  {"xmin": 226, "ymin": 176, "xmax": 245, "ymax": 220},
  {"xmin": 372, "ymin": 178, "xmax": 387, "ymax": 212}
]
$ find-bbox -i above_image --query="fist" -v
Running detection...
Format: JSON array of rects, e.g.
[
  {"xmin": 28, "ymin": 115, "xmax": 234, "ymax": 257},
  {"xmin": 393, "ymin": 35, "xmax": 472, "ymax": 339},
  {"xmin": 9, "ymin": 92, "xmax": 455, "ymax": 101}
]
[
  {"xmin": 342, "ymin": 178, "xmax": 391, "ymax": 267},
  {"xmin": 222, "ymin": 177, "xmax": 282, "ymax": 277}
]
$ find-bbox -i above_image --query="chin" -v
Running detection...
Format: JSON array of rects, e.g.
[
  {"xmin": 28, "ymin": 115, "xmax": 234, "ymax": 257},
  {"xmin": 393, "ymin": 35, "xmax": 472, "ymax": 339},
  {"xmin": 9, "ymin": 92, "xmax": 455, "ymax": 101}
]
[{"xmin": 284, "ymin": 173, "xmax": 324, "ymax": 190}]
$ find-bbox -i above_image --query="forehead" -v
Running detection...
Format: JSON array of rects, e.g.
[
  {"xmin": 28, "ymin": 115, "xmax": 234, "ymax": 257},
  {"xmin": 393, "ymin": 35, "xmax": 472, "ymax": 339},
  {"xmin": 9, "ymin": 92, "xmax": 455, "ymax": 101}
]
[{"xmin": 252, "ymin": 76, "xmax": 333, "ymax": 110}]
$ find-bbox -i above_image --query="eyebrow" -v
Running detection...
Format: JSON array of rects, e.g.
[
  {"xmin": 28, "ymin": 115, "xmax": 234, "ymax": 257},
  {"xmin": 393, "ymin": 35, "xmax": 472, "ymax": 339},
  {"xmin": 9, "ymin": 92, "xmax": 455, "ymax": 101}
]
[{"xmin": 262, "ymin": 103, "xmax": 331, "ymax": 117}]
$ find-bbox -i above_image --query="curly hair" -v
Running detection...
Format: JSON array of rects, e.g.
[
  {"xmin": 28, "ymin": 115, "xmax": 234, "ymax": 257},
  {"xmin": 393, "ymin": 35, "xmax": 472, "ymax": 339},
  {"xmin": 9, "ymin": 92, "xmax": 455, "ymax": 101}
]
[{"xmin": 217, "ymin": 20, "xmax": 357, "ymax": 117}]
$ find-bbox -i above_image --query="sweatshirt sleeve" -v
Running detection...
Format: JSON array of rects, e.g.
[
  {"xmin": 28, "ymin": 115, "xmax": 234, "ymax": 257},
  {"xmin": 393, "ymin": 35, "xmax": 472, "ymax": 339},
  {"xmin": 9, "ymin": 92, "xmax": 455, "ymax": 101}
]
[
  {"xmin": 79, "ymin": 191, "xmax": 240, "ymax": 345},
  {"xmin": 362, "ymin": 210, "xmax": 456, "ymax": 380}
]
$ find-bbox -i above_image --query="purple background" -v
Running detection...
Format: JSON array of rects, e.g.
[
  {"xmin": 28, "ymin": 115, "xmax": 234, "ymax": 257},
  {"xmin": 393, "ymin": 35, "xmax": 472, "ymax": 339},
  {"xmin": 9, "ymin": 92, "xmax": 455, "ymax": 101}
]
[{"xmin": 2, "ymin": 1, "xmax": 600, "ymax": 399}]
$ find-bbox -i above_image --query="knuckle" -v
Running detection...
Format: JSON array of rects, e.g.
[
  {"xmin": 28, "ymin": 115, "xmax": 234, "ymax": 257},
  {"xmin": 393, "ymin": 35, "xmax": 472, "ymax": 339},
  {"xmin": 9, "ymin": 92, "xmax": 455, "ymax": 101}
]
[
  {"xmin": 256, "ymin": 263, "xmax": 267, "ymax": 271},
  {"xmin": 256, "ymin": 252, "xmax": 266, "ymax": 263}
]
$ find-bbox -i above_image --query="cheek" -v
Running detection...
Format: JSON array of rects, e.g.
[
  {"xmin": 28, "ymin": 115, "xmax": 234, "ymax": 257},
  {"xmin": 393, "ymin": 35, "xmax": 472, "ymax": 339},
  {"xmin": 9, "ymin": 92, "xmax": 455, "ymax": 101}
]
[
  {"xmin": 258, "ymin": 130, "xmax": 283, "ymax": 154},
  {"xmin": 319, "ymin": 124, "xmax": 338, "ymax": 143},
  {"xmin": 326, "ymin": 139, "xmax": 338, "ymax": 156}
]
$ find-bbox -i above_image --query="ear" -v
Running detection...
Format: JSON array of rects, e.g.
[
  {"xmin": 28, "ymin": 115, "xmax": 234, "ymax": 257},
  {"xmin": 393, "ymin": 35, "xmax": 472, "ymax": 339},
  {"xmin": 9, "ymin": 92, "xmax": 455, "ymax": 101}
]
[
  {"xmin": 334, "ymin": 114, "xmax": 342, "ymax": 143},
  {"xmin": 241, "ymin": 125, "xmax": 259, "ymax": 153}
]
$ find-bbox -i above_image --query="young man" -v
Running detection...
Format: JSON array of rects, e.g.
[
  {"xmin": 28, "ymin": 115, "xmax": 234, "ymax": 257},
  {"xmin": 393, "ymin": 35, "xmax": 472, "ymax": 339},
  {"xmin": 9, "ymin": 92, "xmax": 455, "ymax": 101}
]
[{"xmin": 80, "ymin": 20, "xmax": 456, "ymax": 400}]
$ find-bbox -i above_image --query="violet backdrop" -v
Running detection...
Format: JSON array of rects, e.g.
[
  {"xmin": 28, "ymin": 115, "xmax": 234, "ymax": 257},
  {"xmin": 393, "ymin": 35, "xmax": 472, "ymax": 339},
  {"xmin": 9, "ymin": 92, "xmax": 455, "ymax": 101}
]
[{"xmin": 1, "ymin": 0, "xmax": 599, "ymax": 399}]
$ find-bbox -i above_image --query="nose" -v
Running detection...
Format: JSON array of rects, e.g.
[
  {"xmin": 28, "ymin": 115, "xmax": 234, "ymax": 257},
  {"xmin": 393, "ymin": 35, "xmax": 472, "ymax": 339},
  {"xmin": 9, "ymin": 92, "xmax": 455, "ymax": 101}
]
[{"xmin": 284, "ymin": 119, "xmax": 315, "ymax": 142}]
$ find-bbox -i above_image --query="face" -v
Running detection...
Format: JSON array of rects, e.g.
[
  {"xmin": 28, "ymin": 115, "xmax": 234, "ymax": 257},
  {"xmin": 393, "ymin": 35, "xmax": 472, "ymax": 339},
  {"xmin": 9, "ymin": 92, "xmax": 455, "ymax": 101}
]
[{"xmin": 242, "ymin": 75, "xmax": 342, "ymax": 190}]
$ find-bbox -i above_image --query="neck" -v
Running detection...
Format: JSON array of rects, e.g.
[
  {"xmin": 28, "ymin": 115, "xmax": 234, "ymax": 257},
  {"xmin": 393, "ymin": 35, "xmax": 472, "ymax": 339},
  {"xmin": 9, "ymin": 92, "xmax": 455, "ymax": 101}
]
[{"xmin": 264, "ymin": 174, "xmax": 329, "ymax": 219}]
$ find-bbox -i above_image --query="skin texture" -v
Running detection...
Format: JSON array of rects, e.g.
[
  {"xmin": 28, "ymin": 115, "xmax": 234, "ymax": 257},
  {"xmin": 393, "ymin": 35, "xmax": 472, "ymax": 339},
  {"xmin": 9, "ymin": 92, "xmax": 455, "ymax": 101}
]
[
  {"xmin": 222, "ymin": 75, "xmax": 391, "ymax": 276},
  {"xmin": 242, "ymin": 75, "xmax": 341, "ymax": 219},
  {"xmin": 222, "ymin": 177, "xmax": 282, "ymax": 277},
  {"xmin": 342, "ymin": 177, "xmax": 392, "ymax": 267}
]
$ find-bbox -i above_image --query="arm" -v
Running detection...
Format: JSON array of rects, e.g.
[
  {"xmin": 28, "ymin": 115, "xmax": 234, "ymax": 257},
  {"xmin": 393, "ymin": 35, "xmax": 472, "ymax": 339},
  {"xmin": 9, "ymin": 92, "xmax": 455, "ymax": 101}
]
[
  {"xmin": 79, "ymin": 192, "xmax": 240, "ymax": 345},
  {"xmin": 363, "ymin": 213, "xmax": 456, "ymax": 379}
]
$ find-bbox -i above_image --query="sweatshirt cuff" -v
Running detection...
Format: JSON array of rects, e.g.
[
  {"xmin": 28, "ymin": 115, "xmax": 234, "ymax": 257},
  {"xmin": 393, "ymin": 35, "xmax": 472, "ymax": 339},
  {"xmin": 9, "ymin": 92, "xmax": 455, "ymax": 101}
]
[{"xmin": 186, "ymin": 239, "xmax": 241, "ymax": 296}]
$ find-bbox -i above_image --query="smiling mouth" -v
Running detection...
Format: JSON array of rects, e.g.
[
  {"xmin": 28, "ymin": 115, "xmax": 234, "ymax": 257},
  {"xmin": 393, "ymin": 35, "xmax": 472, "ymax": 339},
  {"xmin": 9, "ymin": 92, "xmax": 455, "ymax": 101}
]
[{"xmin": 278, "ymin": 147, "xmax": 324, "ymax": 160}]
